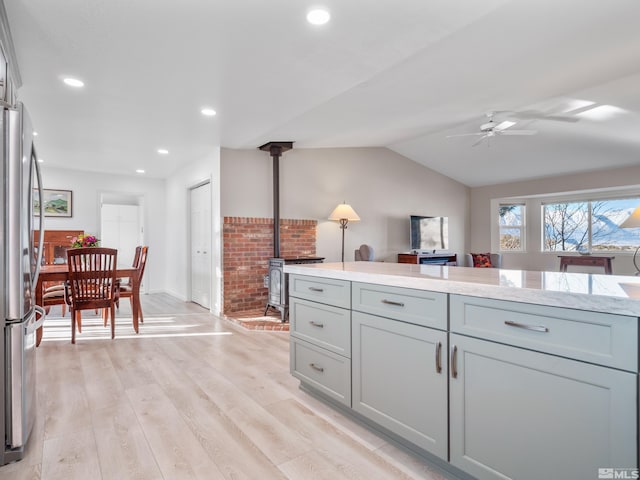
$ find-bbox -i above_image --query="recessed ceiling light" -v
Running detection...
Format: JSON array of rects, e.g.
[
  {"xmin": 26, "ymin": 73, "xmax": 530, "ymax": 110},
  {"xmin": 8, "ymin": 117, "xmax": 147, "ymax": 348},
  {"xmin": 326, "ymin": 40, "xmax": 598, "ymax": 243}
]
[
  {"xmin": 37, "ymin": 158, "xmax": 44, "ymax": 163},
  {"xmin": 136, "ymin": 169, "xmax": 145, "ymax": 174},
  {"xmin": 33, "ymin": 131, "xmax": 38, "ymax": 136},
  {"xmin": 63, "ymin": 77, "xmax": 84, "ymax": 88},
  {"xmin": 307, "ymin": 8, "xmax": 330, "ymax": 25},
  {"xmin": 157, "ymin": 148, "xmax": 169, "ymax": 155},
  {"xmin": 201, "ymin": 107, "xmax": 217, "ymax": 117}
]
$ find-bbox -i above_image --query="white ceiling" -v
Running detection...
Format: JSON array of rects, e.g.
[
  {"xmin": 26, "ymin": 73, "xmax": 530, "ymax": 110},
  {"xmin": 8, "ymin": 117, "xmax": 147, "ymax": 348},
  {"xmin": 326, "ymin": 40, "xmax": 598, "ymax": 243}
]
[{"xmin": 5, "ymin": 0, "xmax": 640, "ymax": 186}]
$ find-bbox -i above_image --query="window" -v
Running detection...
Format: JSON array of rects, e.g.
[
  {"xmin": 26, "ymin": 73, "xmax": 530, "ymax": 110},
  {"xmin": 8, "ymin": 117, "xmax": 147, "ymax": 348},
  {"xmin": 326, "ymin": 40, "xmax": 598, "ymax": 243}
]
[
  {"xmin": 543, "ymin": 197, "xmax": 640, "ymax": 252},
  {"xmin": 499, "ymin": 204, "xmax": 524, "ymax": 251}
]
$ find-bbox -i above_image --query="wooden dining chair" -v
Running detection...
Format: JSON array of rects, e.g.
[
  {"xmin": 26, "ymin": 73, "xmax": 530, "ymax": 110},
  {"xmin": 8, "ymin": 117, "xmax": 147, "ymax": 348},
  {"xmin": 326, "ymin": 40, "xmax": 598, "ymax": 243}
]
[
  {"xmin": 118, "ymin": 246, "xmax": 148, "ymax": 325},
  {"xmin": 65, "ymin": 247, "xmax": 119, "ymax": 344},
  {"xmin": 43, "ymin": 283, "xmax": 68, "ymax": 317}
]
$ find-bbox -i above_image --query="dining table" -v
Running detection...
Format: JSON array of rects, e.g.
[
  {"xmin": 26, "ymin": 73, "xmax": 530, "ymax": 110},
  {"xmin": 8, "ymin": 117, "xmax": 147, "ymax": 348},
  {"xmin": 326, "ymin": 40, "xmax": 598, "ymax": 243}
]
[{"xmin": 35, "ymin": 263, "xmax": 140, "ymax": 346}]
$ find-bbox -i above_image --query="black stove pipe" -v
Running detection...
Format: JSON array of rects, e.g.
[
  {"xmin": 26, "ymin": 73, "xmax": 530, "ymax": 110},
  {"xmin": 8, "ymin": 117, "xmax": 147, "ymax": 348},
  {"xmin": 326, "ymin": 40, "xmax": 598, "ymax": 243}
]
[{"xmin": 258, "ymin": 142, "xmax": 293, "ymax": 258}]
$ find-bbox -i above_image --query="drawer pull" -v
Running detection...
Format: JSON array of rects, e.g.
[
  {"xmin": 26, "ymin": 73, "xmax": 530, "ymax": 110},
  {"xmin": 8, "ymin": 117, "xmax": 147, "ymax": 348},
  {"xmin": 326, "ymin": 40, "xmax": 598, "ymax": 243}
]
[
  {"xmin": 308, "ymin": 287, "xmax": 324, "ymax": 293},
  {"xmin": 309, "ymin": 321, "xmax": 324, "ymax": 328},
  {"xmin": 505, "ymin": 320, "xmax": 549, "ymax": 333},
  {"xmin": 450, "ymin": 345, "xmax": 458, "ymax": 379},
  {"xmin": 381, "ymin": 299, "xmax": 405, "ymax": 307},
  {"xmin": 435, "ymin": 341, "xmax": 442, "ymax": 374},
  {"xmin": 309, "ymin": 363, "xmax": 324, "ymax": 373}
]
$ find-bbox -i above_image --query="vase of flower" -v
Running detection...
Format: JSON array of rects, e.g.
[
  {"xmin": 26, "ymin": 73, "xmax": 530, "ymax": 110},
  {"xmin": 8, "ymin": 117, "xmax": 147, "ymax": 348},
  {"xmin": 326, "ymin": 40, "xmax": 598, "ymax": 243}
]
[{"xmin": 70, "ymin": 234, "xmax": 100, "ymax": 248}]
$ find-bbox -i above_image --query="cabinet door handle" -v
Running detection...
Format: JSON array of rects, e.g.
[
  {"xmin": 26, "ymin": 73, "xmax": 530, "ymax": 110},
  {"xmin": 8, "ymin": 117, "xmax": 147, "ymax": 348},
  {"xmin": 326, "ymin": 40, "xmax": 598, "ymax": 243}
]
[
  {"xmin": 450, "ymin": 345, "xmax": 458, "ymax": 379},
  {"xmin": 308, "ymin": 287, "xmax": 324, "ymax": 292},
  {"xmin": 309, "ymin": 321, "xmax": 324, "ymax": 328},
  {"xmin": 504, "ymin": 320, "xmax": 549, "ymax": 333},
  {"xmin": 309, "ymin": 363, "xmax": 324, "ymax": 373},
  {"xmin": 381, "ymin": 299, "xmax": 405, "ymax": 307},
  {"xmin": 435, "ymin": 341, "xmax": 442, "ymax": 374}
]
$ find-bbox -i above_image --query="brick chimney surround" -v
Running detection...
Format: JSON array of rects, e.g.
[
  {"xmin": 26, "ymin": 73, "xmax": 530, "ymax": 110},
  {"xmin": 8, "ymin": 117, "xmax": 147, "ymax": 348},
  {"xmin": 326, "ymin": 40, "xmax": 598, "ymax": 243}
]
[{"xmin": 222, "ymin": 216, "xmax": 317, "ymax": 314}]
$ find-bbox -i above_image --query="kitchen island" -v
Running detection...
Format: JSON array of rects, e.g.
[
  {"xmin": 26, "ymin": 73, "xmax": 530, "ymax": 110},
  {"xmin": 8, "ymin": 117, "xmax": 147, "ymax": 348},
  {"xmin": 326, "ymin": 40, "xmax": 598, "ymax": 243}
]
[{"xmin": 285, "ymin": 262, "xmax": 640, "ymax": 480}]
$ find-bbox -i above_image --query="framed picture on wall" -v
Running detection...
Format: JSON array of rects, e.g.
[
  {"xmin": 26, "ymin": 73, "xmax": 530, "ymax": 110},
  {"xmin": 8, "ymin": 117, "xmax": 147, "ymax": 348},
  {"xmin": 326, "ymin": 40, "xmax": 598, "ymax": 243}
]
[{"xmin": 33, "ymin": 189, "xmax": 73, "ymax": 217}]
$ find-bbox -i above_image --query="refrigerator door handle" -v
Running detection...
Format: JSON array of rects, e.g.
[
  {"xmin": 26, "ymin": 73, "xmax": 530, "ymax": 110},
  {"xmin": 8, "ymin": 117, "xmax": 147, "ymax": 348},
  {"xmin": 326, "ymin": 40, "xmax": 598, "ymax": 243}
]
[
  {"xmin": 32, "ymin": 145, "xmax": 44, "ymax": 289},
  {"xmin": 29, "ymin": 305, "xmax": 46, "ymax": 334},
  {"xmin": 6, "ymin": 310, "xmax": 38, "ymax": 450}
]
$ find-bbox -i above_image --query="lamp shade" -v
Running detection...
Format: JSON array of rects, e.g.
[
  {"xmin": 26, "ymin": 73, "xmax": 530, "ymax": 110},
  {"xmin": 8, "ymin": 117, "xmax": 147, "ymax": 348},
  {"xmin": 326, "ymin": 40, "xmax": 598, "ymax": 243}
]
[
  {"xmin": 328, "ymin": 203, "xmax": 360, "ymax": 222},
  {"xmin": 620, "ymin": 206, "xmax": 640, "ymax": 228}
]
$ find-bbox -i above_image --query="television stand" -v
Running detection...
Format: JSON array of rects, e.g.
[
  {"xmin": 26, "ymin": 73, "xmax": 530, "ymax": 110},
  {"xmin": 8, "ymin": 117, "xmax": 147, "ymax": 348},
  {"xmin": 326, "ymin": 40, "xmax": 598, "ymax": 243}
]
[{"xmin": 397, "ymin": 253, "xmax": 457, "ymax": 266}]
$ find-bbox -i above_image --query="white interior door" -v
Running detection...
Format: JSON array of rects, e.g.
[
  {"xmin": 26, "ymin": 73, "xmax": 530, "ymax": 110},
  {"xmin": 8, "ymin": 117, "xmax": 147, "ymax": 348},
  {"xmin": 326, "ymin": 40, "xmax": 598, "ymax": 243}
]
[
  {"xmin": 190, "ymin": 182, "xmax": 211, "ymax": 308},
  {"xmin": 101, "ymin": 204, "xmax": 143, "ymax": 267}
]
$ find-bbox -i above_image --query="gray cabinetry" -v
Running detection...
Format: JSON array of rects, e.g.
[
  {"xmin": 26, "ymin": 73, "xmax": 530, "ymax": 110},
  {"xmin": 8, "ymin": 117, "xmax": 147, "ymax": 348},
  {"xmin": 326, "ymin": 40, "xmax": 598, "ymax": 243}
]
[
  {"xmin": 290, "ymin": 339, "xmax": 351, "ymax": 406},
  {"xmin": 449, "ymin": 333, "xmax": 636, "ymax": 480},
  {"xmin": 288, "ymin": 273, "xmax": 640, "ymax": 480},
  {"xmin": 289, "ymin": 275, "xmax": 351, "ymax": 406},
  {"xmin": 352, "ymin": 311, "xmax": 448, "ymax": 459},
  {"xmin": 352, "ymin": 282, "xmax": 447, "ymax": 329},
  {"xmin": 450, "ymin": 294, "xmax": 638, "ymax": 480},
  {"xmin": 289, "ymin": 274, "xmax": 350, "ymax": 308},
  {"xmin": 450, "ymin": 294, "xmax": 637, "ymax": 371}
]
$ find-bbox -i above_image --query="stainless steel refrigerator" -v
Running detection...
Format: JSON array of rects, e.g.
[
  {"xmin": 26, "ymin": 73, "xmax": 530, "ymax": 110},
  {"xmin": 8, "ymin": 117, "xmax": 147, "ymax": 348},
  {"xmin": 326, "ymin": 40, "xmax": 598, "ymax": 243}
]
[{"xmin": 1, "ymin": 102, "xmax": 44, "ymax": 465}]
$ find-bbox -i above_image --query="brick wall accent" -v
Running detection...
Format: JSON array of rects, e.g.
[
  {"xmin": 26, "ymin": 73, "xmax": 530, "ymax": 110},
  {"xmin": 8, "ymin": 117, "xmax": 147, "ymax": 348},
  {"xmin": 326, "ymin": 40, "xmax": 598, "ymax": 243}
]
[{"xmin": 223, "ymin": 217, "xmax": 317, "ymax": 314}]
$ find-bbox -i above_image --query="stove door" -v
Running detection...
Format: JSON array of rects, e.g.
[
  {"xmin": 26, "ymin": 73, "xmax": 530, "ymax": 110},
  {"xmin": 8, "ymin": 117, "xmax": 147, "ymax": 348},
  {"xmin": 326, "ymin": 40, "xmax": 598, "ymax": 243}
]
[{"xmin": 268, "ymin": 266, "xmax": 282, "ymax": 306}]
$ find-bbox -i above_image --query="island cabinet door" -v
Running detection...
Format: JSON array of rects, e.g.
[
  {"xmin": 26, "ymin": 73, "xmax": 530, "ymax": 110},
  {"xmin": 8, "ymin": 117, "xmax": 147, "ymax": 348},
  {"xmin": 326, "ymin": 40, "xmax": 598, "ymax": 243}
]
[
  {"xmin": 352, "ymin": 311, "xmax": 448, "ymax": 460},
  {"xmin": 449, "ymin": 333, "xmax": 637, "ymax": 480}
]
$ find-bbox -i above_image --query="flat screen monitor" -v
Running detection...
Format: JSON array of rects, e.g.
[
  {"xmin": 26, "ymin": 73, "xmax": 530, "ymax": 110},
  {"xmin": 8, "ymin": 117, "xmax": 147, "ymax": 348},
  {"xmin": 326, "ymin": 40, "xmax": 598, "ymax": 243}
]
[{"xmin": 410, "ymin": 215, "xmax": 448, "ymax": 251}]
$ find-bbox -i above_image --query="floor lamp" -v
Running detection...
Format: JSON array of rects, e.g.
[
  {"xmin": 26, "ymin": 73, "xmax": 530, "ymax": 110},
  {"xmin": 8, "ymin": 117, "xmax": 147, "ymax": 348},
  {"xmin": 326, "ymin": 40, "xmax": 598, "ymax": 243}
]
[
  {"xmin": 620, "ymin": 205, "xmax": 640, "ymax": 275},
  {"xmin": 329, "ymin": 203, "xmax": 360, "ymax": 262}
]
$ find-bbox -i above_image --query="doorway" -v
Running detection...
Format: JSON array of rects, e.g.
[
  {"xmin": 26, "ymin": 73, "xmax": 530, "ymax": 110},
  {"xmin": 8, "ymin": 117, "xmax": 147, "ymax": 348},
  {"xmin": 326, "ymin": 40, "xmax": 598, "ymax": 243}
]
[
  {"xmin": 100, "ymin": 194, "xmax": 144, "ymax": 285},
  {"xmin": 190, "ymin": 181, "xmax": 211, "ymax": 308}
]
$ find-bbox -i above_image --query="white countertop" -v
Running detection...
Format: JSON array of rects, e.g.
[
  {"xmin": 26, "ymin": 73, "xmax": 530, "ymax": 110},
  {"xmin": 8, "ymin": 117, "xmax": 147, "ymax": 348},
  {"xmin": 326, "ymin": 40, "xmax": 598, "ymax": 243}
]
[{"xmin": 284, "ymin": 261, "xmax": 640, "ymax": 317}]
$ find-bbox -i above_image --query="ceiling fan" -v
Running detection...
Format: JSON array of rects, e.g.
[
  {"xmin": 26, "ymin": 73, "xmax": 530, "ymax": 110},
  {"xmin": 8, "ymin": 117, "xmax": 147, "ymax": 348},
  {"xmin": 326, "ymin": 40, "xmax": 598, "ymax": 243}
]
[{"xmin": 447, "ymin": 112, "xmax": 537, "ymax": 146}]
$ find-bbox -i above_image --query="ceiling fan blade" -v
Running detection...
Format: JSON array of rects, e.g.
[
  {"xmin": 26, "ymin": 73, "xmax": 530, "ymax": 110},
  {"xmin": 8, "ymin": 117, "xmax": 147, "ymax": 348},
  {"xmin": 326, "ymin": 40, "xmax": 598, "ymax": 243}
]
[
  {"xmin": 499, "ymin": 129, "xmax": 537, "ymax": 135},
  {"xmin": 493, "ymin": 120, "xmax": 516, "ymax": 132},
  {"xmin": 446, "ymin": 132, "xmax": 484, "ymax": 138},
  {"xmin": 472, "ymin": 135, "xmax": 489, "ymax": 147},
  {"xmin": 512, "ymin": 110, "xmax": 579, "ymax": 123}
]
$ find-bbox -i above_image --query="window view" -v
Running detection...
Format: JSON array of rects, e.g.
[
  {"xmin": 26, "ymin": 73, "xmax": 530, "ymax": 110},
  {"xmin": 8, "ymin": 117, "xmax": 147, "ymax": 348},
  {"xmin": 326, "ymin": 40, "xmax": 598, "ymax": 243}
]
[
  {"xmin": 499, "ymin": 204, "xmax": 524, "ymax": 251},
  {"xmin": 543, "ymin": 198, "xmax": 640, "ymax": 252}
]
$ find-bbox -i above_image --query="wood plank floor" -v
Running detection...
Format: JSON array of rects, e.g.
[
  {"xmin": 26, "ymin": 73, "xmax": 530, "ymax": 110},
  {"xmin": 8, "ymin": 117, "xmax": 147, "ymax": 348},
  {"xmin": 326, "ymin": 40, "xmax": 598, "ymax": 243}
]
[{"xmin": 0, "ymin": 293, "xmax": 450, "ymax": 480}]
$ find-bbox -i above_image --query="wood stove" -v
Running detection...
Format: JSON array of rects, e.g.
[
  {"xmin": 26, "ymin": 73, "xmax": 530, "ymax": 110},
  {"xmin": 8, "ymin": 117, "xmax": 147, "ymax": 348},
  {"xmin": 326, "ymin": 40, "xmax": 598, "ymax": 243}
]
[{"xmin": 265, "ymin": 256, "xmax": 324, "ymax": 322}]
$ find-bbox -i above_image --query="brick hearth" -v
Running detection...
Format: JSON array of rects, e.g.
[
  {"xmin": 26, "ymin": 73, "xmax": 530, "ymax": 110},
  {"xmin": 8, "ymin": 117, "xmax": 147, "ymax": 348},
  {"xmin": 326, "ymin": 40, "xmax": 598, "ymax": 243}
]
[{"xmin": 224, "ymin": 309, "xmax": 290, "ymax": 331}]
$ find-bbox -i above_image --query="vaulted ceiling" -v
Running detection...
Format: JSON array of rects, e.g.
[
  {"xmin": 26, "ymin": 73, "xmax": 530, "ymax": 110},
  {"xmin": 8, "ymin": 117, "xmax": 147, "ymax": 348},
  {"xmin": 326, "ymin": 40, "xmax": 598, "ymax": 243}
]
[{"xmin": 5, "ymin": 0, "xmax": 640, "ymax": 186}]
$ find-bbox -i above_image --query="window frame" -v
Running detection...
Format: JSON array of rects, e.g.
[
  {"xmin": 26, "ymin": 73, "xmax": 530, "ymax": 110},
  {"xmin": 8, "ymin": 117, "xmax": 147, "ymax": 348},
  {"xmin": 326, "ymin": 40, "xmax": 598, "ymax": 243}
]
[
  {"xmin": 541, "ymin": 195, "xmax": 640, "ymax": 253},
  {"xmin": 498, "ymin": 203, "xmax": 525, "ymax": 252}
]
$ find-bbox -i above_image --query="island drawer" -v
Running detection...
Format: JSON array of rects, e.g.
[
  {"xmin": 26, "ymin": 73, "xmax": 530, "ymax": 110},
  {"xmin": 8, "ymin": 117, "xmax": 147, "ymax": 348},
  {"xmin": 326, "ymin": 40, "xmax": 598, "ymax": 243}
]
[
  {"xmin": 352, "ymin": 282, "xmax": 447, "ymax": 329},
  {"xmin": 289, "ymin": 274, "xmax": 351, "ymax": 309},
  {"xmin": 450, "ymin": 295, "xmax": 638, "ymax": 371},
  {"xmin": 290, "ymin": 338, "xmax": 351, "ymax": 407},
  {"xmin": 290, "ymin": 297, "xmax": 351, "ymax": 357}
]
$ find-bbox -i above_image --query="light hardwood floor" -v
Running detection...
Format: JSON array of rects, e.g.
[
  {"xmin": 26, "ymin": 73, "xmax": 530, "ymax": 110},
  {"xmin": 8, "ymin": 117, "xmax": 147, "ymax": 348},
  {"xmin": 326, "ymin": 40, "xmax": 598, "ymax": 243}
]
[{"xmin": 0, "ymin": 293, "xmax": 450, "ymax": 480}]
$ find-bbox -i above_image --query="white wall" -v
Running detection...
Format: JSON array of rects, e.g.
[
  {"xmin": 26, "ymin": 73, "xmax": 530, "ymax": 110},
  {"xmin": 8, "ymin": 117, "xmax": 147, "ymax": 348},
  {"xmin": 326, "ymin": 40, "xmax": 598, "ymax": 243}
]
[
  {"xmin": 42, "ymin": 147, "xmax": 463, "ymax": 312},
  {"xmin": 40, "ymin": 166, "xmax": 166, "ymax": 292},
  {"xmin": 470, "ymin": 165, "xmax": 640, "ymax": 275},
  {"xmin": 164, "ymin": 149, "xmax": 221, "ymax": 312},
  {"xmin": 221, "ymin": 147, "xmax": 470, "ymax": 263}
]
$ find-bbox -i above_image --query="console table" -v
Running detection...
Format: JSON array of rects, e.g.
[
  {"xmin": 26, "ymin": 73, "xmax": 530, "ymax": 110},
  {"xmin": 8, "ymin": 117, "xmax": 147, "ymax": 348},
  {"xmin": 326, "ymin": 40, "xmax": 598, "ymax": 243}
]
[
  {"xmin": 558, "ymin": 255, "xmax": 614, "ymax": 274},
  {"xmin": 398, "ymin": 253, "xmax": 457, "ymax": 265}
]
